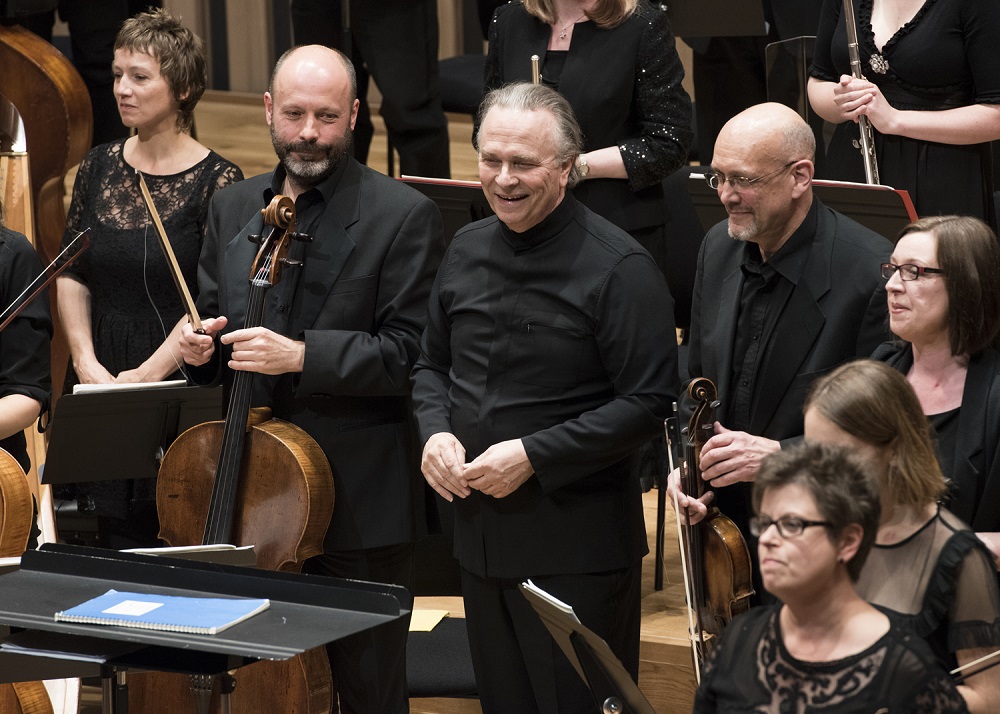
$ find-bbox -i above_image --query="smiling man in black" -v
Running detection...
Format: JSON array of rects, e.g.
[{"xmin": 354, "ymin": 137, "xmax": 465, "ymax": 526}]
[{"xmin": 411, "ymin": 83, "xmax": 678, "ymax": 714}]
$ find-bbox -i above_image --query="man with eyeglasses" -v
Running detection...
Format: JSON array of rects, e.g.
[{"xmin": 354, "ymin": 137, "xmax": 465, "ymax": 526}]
[{"xmin": 672, "ymin": 102, "xmax": 892, "ymax": 601}]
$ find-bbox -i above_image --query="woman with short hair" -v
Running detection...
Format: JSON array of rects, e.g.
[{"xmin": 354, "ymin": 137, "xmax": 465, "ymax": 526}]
[
  {"xmin": 57, "ymin": 8, "xmax": 243, "ymax": 547},
  {"xmin": 694, "ymin": 442, "xmax": 967, "ymax": 713},
  {"xmin": 873, "ymin": 215, "xmax": 1000, "ymax": 564}
]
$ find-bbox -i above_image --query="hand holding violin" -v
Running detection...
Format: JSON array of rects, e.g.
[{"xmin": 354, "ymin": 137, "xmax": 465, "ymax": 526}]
[{"xmin": 667, "ymin": 466, "xmax": 714, "ymax": 525}]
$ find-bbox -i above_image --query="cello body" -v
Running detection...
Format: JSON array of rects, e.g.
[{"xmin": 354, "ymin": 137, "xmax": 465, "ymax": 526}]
[
  {"xmin": 128, "ymin": 197, "xmax": 335, "ymax": 714},
  {"xmin": 127, "ymin": 409, "xmax": 335, "ymax": 714}
]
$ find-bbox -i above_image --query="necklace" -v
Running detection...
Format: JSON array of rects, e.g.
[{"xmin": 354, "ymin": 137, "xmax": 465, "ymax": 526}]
[{"xmin": 557, "ymin": 12, "xmax": 587, "ymax": 40}]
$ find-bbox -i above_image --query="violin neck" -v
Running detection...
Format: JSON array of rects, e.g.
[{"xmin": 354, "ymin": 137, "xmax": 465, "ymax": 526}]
[{"xmin": 202, "ymin": 278, "xmax": 271, "ymax": 545}]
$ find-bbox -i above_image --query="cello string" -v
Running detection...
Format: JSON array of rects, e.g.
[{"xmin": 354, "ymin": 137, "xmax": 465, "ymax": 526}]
[{"xmin": 208, "ymin": 245, "xmax": 278, "ymax": 543}]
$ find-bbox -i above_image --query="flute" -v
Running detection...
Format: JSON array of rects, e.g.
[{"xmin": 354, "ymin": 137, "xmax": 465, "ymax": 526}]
[
  {"xmin": 842, "ymin": 0, "xmax": 880, "ymax": 184},
  {"xmin": 531, "ymin": 55, "xmax": 540, "ymax": 85}
]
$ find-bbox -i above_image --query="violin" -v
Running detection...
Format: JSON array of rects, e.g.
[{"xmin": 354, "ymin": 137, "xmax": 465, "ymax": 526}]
[
  {"xmin": 126, "ymin": 196, "xmax": 335, "ymax": 713},
  {"xmin": 674, "ymin": 377, "xmax": 754, "ymax": 681}
]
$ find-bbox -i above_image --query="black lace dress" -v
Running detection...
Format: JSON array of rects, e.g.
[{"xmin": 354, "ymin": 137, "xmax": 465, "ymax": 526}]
[
  {"xmin": 60, "ymin": 139, "xmax": 242, "ymax": 537},
  {"xmin": 694, "ymin": 604, "xmax": 969, "ymax": 713},
  {"xmin": 856, "ymin": 507, "xmax": 1000, "ymax": 671},
  {"xmin": 810, "ymin": 0, "xmax": 1000, "ymax": 228}
]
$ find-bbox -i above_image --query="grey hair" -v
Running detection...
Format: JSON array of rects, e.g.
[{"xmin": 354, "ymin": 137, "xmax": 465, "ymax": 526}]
[
  {"xmin": 476, "ymin": 82, "xmax": 584, "ymax": 188},
  {"xmin": 269, "ymin": 45, "xmax": 357, "ymax": 103}
]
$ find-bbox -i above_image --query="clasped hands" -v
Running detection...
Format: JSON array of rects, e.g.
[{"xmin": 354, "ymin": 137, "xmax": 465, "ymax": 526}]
[
  {"xmin": 832, "ymin": 74, "xmax": 900, "ymax": 134},
  {"xmin": 178, "ymin": 316, "xmax": 305, "ymax": 375},
  {"xmin": 666, "ymin": 421, "xmax": 780, "ymax": 525},
  {"xmin": 421, "ymin": 433, "xmax": 534, "ymax": 502}
]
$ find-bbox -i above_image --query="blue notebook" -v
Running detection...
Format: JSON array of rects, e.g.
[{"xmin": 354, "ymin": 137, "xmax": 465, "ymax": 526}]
[{"xmin": 54, "ymin": 589, "xmax": 270, "ymax": 635}]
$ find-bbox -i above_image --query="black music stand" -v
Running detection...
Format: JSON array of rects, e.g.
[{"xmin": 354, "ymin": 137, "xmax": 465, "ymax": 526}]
[
  {"xmin": 43, "ymin": 385, "xmax": 223, "ymax": 486},
  {"xmin": 665, "ymin": 0, "xmax": 766, "ymax": 38},
  {"xmin": 520, "ymin": 582, "xmax": 656, "ymax": 714},
  {"xmin": 0, "ymin": 544, "xmax": 410, "ymax": 713},
  {"xmin": 687, "ymin": 174, "xmax": 919, "ymax": 242},
  {"xmin": 400, "ymin": 176, "xmax": 493, "ymax": 245}
]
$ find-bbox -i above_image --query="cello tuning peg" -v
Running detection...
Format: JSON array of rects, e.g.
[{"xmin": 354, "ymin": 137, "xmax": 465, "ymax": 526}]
[
  {"xmin": 289, "ymin": 231, "xmax": 312, "ymax": 243},
  {"xmin": 281, "ymin": 258, "xmax": 303, "ymax": 267},
  {"xmin": 247, "ymin": 233, "xmax": 263, "ymax": 245}
]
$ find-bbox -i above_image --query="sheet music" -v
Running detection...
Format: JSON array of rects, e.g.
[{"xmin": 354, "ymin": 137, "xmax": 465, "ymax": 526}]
[{"xmin": 72, "ymin": 379, "xmax": 187, "ymax": 395}]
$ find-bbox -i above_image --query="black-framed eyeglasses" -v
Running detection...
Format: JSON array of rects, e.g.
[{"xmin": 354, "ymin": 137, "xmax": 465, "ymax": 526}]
[
  {"xmin": 881, "ymin": 262, "xmax": 946, "ymax": 281},
  {"xmin": 749, "ymin": 515, "xmax": 832, "ymax": 538},
  {"xmin": 705, "ymin": 161, "xmax": 797, "ymax": 192}
]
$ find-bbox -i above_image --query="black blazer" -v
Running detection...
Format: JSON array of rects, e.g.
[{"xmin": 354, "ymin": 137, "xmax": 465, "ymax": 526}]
[
  {"xmin": 194, "ymin": 159, "xmax": 444, "ymax": 551},
  {"xmin": 689, "ymin": 199, "xmax": 891, "ymax": 441},
  {"xmin": 874, "ymin": 342, "xmax": 1000, "ymax": 532},
  {"xmin": 483, "ymin": 1, "xmax": 692, "ymax": 232}
]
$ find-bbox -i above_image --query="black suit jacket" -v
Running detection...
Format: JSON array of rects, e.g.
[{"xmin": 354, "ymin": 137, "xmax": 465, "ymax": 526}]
[
  {"xmin": 689, "ymin": 198, "xmax": 891, "ymax": 442},
  {"xmin": 194, "ymin": 159, "xmax": 444, "ymax": 551}
]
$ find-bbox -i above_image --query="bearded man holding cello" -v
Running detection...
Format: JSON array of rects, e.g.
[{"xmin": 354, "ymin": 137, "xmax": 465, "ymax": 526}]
[{"xmin": 178, "ymin": 45, "xmax": 443, "ymax": 714}]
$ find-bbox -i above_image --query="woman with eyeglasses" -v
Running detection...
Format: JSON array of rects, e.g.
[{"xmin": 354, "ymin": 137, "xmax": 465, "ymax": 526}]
[
  {"xmin": 804, "ymin": 359, "xmax": 1000, "ymax": 712},
  {"xmin": 693, "ymin": 441, "xmax": 967, "ymax": 713},
  {"xmin": 873, "ymin": 216, "xmax": 1000, "ymax": 570}
]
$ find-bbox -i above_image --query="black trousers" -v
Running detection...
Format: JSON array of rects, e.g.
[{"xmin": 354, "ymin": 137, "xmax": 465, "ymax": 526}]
[
  {"xmin": 461, "ymin": 562, "xmax": 642, "ymax": 714},
  {"xmin": 290, "ymin": 0, "xmax": 451, "ymax": 178},
  {"xmin": 305, "ymin": 543, "xmax": 415, "ymax": 714}
]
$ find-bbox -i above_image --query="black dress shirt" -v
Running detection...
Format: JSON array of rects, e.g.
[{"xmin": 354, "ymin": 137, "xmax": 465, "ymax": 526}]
[
  {"xmin": 412, "ymin": 194, "xmax": 678, "ymax": 577},
  {"xmin": 729, "ymin": 204, "xmax": 816, "ymax": 432}
]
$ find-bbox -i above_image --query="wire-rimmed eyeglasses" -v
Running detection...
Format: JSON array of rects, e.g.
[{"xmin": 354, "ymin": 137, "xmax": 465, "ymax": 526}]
[
  {"xmin": 880, "ymin": 262, "xmax": 946, "ymax": 281},
  {"xmin": 749, "ymin": 515, "xmax": 832, "ymax": 538},
  {"xmin": 704, "ymin": 161, "xmax": 797, "ymax": 192}
]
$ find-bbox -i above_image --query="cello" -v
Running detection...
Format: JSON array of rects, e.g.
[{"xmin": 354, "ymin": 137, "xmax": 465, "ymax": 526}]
[
  {"xmin": 673, "ymin": 378, "xmax": 754, "ymax": 681},
  {"xmin": 127, "ymin": 196, "xmax": 335, "ymax": 713}
]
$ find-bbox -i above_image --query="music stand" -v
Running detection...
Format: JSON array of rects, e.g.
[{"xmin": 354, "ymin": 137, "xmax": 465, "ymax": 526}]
[
  {"xmin": 43, "ymin": 385, "xmax": 223, "ymax": 486},
  {"xmin": 400, "ymin": 176, "xmax": 493, "ymax": 245},
  {"xmin": 520, "ymin": 582, "xmax": 657, "ymax": 714},
  {"xmin": 0, "ymin": 544, "xmax": 410, "ymax": 713},
  {"xmin": 664, "ymin": 0, "xmax": 766, "ymax": 38},
  {"xmin": 687, "ymin": 174, "xmax": 918, "ymax": 242}
]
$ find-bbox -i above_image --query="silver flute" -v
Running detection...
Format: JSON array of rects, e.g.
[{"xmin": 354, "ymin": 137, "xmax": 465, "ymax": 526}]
[{"xmin": 842, "ymin": 0, "xmax": 880, "ymax": 184}]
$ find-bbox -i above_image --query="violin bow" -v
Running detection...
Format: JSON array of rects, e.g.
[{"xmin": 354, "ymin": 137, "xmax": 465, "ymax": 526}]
[
  {"xmin": 951, "ymin": 647, "xmax": 1000, "ymax": 685},
  {"xmin": 136, "ymin": 171, "xmax": 205, "ymax": 333},
  {"xmin": 0, "ymin": 228, "xmax": 91, "ymax": 333}
]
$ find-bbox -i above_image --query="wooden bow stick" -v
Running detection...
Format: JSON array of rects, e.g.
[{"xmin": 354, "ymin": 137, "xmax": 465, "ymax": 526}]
[{"xmin": 137, "ymin": 171, "xmax": 204, "ymax": 333}]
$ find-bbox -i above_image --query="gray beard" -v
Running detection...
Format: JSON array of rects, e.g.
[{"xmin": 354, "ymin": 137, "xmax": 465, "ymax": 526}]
[
  {"xmin": 728, "ymin": 220, "xmax": 757, "ymax": 242},
  {"xmin": 272, "ymin": 125, "xmax": 352, "ymax": 188}
]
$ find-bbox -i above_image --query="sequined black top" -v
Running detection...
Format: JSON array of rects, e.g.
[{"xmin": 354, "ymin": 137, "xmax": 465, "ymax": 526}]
[{"xmin": 483, "ymin": 1, "xmax": 693, "ymax": 233}]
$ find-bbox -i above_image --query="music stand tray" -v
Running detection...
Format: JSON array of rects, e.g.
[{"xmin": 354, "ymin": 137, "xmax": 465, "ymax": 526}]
[
  {"xmin": 43, "ymin": 385, "xmax": 223, "ymax": 485},
  {"xmin": 687, "ymin": 174, "xmax": 918, "ymax": 242},
  {"xmin": 0, "ymin": 543, "xmax": 409, "ymax": 683},
  {"xmin": 520, "ymin": 581, "xmax": 657, "ymax": 714}
]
